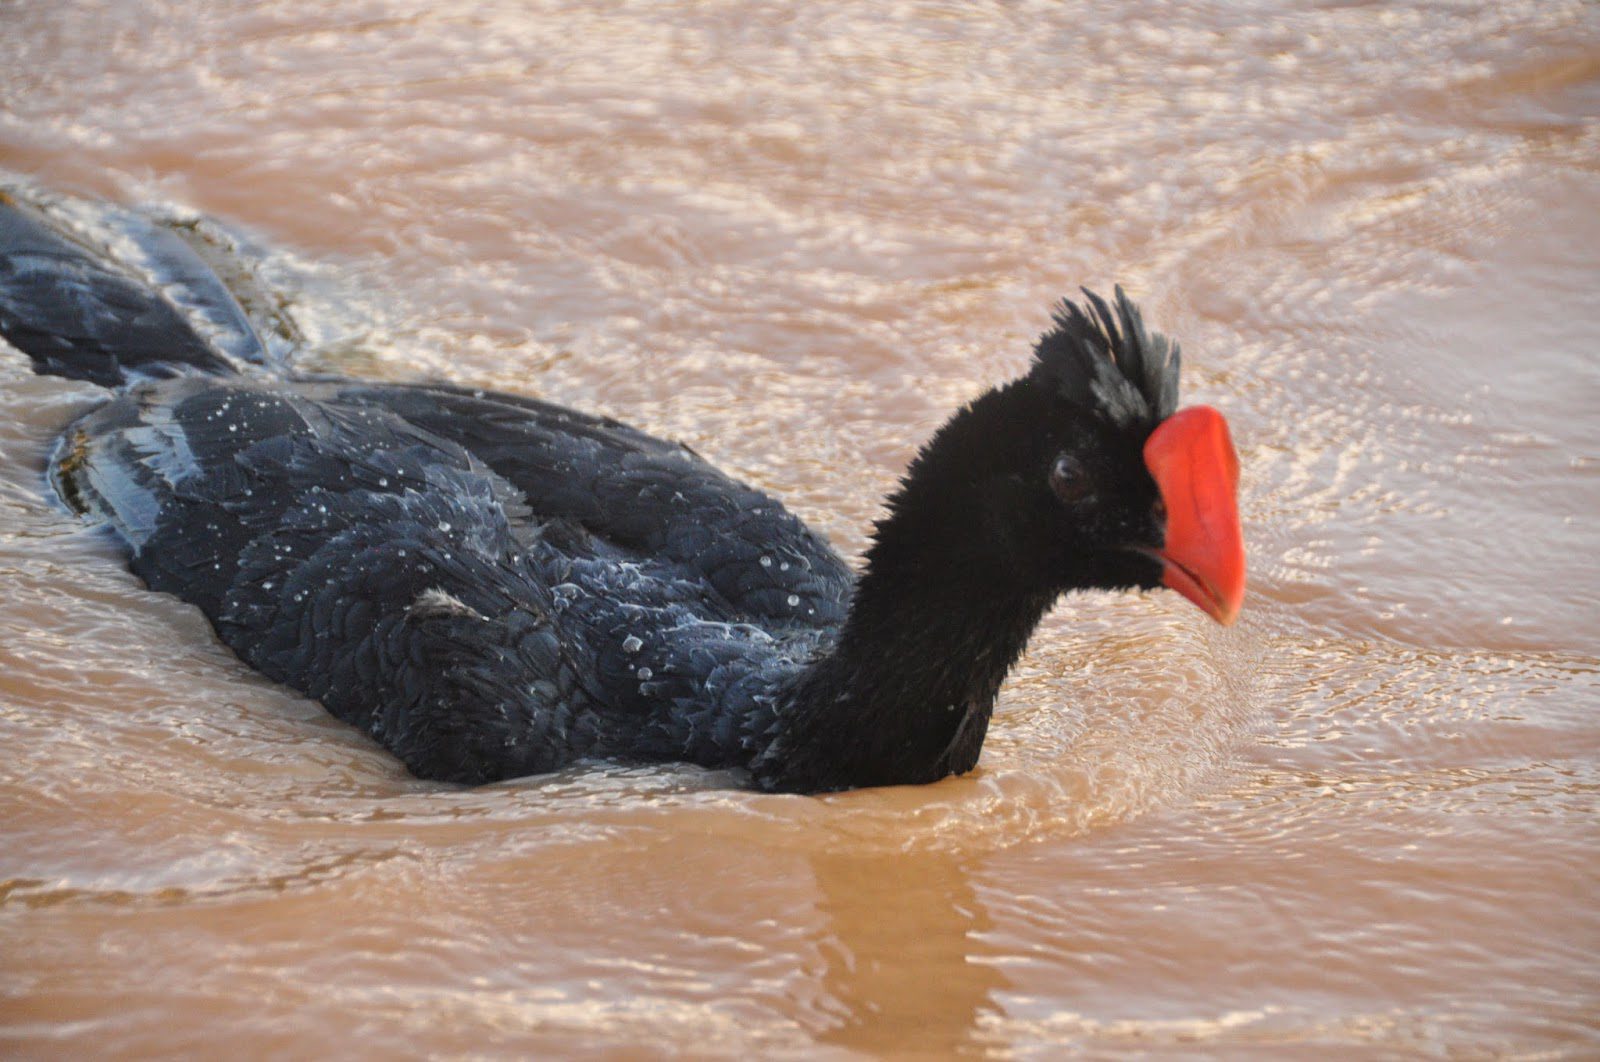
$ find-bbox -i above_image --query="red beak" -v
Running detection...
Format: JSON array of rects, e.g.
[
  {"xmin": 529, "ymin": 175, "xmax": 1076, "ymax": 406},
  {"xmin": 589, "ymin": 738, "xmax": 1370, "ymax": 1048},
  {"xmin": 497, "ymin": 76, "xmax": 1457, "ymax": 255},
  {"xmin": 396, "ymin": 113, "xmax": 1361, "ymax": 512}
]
[{"xmin": 1142, "ymin": 405, "xmax": 1246, "ymax": 625}]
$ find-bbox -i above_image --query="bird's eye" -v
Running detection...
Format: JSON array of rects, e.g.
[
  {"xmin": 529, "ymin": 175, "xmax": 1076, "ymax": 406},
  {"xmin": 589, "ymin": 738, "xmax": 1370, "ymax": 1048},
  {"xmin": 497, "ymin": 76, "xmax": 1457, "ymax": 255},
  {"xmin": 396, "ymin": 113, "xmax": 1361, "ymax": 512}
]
[{"xmin": 1049, "ymin": 454, "xmax": 1092, "ymax": 503}]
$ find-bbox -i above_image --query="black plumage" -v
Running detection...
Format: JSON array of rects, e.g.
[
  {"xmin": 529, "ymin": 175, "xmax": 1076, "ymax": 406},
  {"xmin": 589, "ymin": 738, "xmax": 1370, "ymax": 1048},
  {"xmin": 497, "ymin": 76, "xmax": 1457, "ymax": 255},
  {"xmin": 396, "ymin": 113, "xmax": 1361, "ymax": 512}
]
[{"xmin": 2, "ymin": 188, "xmax": 1229, "ymax": 793}]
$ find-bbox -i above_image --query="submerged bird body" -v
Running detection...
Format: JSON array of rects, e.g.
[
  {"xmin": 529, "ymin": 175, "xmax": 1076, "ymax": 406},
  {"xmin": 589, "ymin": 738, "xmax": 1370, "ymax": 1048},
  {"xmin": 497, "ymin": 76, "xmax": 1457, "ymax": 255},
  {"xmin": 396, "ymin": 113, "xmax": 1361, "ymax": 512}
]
[
  {"xmin": 54, "ymin": 373, "xmax": 857, "ymax": 789},
  {"xmin": 1, "ymin": 189, "xmax": 1245, "ymax": 793}
]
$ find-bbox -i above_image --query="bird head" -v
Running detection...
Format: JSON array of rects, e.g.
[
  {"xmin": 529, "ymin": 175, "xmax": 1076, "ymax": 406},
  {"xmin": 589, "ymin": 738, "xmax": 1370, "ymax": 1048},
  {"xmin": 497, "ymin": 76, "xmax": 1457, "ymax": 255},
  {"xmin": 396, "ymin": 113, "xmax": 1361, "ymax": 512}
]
[
  {"xmin": 1021, "ymin": 286, "xmax": 1245, "ymax": 623},
  {"xmin": 883, "ymin": 287, "xmax": 1245, "ymax": 625}
]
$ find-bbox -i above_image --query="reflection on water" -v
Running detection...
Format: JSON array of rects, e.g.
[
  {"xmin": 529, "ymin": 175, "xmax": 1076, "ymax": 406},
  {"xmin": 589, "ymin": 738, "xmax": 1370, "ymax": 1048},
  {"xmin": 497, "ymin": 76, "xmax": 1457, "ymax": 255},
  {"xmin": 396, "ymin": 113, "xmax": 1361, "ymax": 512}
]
[
  {"xmin": 809, "ymin": 850, "xmax": 1005, "ymax": 1055},
  {"xmin": 2, "ymin": 0, "xmax": 1598, "ymax": 1056}
]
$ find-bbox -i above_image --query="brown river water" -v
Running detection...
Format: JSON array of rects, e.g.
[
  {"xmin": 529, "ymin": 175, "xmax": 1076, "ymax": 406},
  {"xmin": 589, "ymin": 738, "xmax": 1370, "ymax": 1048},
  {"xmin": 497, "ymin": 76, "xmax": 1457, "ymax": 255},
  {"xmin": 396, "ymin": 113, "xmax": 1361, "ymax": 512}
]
[{"xmin": 2, "ymin": 1, "xmax": 1597, "ymax": 1057}]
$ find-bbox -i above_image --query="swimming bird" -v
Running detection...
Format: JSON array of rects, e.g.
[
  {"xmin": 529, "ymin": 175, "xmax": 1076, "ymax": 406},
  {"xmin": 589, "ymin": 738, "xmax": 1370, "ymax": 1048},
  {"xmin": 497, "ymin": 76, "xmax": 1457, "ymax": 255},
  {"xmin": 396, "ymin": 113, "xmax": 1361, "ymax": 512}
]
[{"xmin": 0, "ymin": 189, "xmax": 1244, "ymax": 793}]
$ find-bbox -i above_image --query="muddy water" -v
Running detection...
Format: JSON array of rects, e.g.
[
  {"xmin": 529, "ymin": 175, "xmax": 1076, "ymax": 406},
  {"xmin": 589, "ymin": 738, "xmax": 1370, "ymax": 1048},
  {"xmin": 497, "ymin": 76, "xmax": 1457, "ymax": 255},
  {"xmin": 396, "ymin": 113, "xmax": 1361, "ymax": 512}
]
[{"xmin": 2, "ymin": 1, "xmax": 1597, "ymax": 1056}]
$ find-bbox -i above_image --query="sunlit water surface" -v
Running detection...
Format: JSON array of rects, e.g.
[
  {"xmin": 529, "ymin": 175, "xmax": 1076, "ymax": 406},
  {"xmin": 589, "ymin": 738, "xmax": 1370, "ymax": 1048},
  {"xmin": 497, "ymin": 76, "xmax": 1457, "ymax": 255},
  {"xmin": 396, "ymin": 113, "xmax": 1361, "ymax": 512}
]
[{"xmin": 2, "ymin": 1, "xmax": 1597, "ymax": 1056}]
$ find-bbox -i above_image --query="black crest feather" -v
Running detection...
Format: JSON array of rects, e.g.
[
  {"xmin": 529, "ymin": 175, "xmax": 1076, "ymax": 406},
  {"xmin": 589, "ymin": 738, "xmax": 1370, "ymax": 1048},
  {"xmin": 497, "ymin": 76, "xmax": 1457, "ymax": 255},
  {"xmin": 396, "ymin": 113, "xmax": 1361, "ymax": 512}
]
[{"xmin": 1030, "ymin": 285, "xmax": 1181, "ymax": 429}]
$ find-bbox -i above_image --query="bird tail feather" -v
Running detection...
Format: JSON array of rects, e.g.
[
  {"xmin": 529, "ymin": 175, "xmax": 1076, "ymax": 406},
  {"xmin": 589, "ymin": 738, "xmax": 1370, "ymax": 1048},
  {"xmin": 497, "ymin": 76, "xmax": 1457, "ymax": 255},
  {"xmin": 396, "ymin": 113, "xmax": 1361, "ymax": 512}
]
[{"xmin": 0, "ymin": 183, "xmax": 296, "ymax": 388}]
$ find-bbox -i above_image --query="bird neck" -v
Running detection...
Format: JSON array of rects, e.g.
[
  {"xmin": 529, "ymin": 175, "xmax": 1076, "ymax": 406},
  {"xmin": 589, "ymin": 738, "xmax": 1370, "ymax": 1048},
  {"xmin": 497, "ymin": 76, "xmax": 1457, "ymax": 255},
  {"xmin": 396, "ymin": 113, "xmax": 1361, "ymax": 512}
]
[
  {"xmin": 753, "ymin": 546, "xmax": 1056, "ymax": 793},
  {"xmin": 750, "ymin": 455, "xmax": 1060, "ymax": 793}
]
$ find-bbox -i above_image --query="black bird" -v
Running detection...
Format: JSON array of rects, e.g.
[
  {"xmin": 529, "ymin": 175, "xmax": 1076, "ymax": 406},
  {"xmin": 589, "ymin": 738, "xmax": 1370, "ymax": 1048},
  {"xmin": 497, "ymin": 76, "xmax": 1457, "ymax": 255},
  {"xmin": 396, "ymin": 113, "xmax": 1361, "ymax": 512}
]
[{"xmin": 0, "ymin": 189, "xmax": 1245, "ymax": 794}]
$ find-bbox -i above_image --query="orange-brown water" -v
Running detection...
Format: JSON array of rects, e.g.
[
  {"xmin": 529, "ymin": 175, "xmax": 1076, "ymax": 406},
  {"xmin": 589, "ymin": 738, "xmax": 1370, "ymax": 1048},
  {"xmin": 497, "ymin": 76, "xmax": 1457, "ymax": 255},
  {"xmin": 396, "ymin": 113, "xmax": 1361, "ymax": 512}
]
[{"xmin": 2, "ymin": 2, "xmax": 1597, "ymax": 1056}]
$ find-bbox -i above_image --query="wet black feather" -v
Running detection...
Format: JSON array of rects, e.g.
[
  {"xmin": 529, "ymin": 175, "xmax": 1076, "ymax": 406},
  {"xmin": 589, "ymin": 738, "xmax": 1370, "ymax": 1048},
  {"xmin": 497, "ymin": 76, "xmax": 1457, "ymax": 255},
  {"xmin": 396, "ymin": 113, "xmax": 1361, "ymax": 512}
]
[{"xmin": 1031, "ymin": 285, "xmax": 1180, "ymax": 428}]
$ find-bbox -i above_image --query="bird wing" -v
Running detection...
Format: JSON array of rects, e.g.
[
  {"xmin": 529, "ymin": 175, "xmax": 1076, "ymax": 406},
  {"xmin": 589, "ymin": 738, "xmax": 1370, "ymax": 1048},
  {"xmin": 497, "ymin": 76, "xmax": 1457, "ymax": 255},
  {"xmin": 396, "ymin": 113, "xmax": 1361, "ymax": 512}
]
[{"xmin": 335, "ymin": 380, "xmax": 854, "ymax": 630}]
